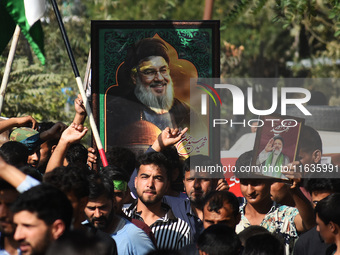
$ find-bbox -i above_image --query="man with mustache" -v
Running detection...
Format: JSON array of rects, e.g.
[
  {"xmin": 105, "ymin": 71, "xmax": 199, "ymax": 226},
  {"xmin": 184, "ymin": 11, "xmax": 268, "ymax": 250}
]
[
  {"xmin": 0, "ymin": 180, "xmax": 20, "ymax": 255},
  {"xmin": 256, "ymin": 136, "xmax": 290, "ymax": 178},
  {"xmin": 84, "ymin": 172, "xmax": 155, "ymax": 255},
  {"xmin": 11, "ymin": 184, "xmax": 73, "ymax": 255},
  {"xmin": 106, "ymin": 38, "xmax": 193, "ymax": 148},
  {"xmin": 123, "ymin": 152, "xmax": 191, "ymax": 250}
]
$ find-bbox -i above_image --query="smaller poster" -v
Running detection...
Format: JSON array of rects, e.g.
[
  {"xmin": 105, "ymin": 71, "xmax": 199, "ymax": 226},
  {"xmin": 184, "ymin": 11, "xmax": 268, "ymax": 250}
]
[{"xmin": 251, "ymin": 114, "xmax": 304, "ymax": 180}]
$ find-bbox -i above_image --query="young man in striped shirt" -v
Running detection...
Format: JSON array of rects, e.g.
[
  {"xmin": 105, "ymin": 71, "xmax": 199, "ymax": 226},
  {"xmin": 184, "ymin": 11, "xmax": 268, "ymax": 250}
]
[{"xmin": 123, "ymin": 152, "xmax": 191, "ymax": 250}]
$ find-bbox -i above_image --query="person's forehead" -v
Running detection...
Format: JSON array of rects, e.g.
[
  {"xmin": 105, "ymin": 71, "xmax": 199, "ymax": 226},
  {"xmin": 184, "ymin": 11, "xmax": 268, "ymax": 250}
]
[
  {"xmin": 40, "ymin": 141, "xmax": 50, "ymax": 150},
  {"xmin": 87, "ymin": 195, "xmax": 112, "ymax": 206},
  {"xmin": 139, "ymin": 163, "xmax": 166, "ymax": 176},
  {"xmin": 14, "ymin": 210, "xmax": 41, "ymax": 224},
  {"xmin": 186, "ymin": 169, "xmax": 211, "ymax": 179},
  {"xmin": 139, "ymin": 56, "xmax": 168, "ymax": 69},
  {"xmin": 312, "ymin": 191, "xmax": 332, "ymax": 200}
]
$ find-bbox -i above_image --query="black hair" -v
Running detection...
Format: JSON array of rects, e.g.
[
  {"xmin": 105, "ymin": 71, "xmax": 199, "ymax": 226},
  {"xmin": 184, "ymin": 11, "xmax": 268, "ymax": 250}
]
[
  {"xmin": 38, "ymin": 121, "xmax": 60, "ymax": 149},
  {"xmin": 234, "ymin": 150, "xmax": 255, "ymax": 179},
  {"xmin": 100, "ymin": 165, "xmax": 130, "ymax": 183},
  {"xmin": 242, "ymin": 233, "xmax": 284, "ymax": 255},
  {"xmin": 233, "ymin": 151, "xmax": 273, "ymax": 182},
  {"xmin": 106, "ymin": 146, "xmax": 136, "ymax": 177},
  {"xmin": 183, "ymin": 154, "xmax": 217, "ymax": 173},
  {"xmin": 137, "ymin": 152, "xmax": 171, "ymax": 180},
  {"xmin": 182, "ymin": 154, "xmax": 224, "ymax": 180},
  {"xmin": 298, "ymin": 125, "xmax": 322, "ymax": 154},
  {"xmin": 238, "ymin": 226, "xmax": 269, "ymax": 246},
  {"xmin": 315, "ymin": 193, "xmax": 340, "ymax": 226},
  {"xmin": 0, "ymin": 141, "xmax": 29, "ymax": 167},
  {"xmin": 197, "ymin": 224, "xmax": 241, "ymax": 255},
  {"xmin": 87, "ymin": 172, "xmax": 115, "ymax": 200},
  {"xmin": 46, "ymin": 229, "xmax": 114, "ymax": 255},
  {"xmin": 305, "ymin": 176, "xmax": 340, "ymax": 194},
  {"xmin": 19, "ymin": 165, "xmax": 43, "ymax": 182},
  {"xmin": 65, "ymin": 143, "xmax": 88, "ymax": 166},
  {"xmin": 11, "ymin": 183, "xmax": 73, "ymax": 230},
  {"xmin": 204, "ymin": 190, "xmax": 240, "ymax": 218},
  {"xmin": 43, "ymin": 165, "xmax": 90, "ymax": 199}
]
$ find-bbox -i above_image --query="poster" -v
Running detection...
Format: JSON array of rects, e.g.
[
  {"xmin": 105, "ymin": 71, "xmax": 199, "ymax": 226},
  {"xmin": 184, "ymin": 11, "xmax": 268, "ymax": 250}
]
[{"xmin": 91, "ymin": 20, "xmax": 220, "ymax": 158}]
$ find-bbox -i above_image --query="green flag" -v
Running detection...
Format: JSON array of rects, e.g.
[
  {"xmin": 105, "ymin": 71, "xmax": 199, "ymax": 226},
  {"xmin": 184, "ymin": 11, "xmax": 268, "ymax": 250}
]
[{"xmin": 0, "ymin": 0, "xmax": 46, "ymax": 65}]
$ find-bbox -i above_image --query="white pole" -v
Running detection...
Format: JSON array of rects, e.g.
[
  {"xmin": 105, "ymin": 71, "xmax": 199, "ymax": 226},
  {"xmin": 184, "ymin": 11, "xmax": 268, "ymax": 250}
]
[
  {"xmin": 83, "ymin": 48, "xmax": 91, "ymax": 91},
  {"xmin": 0, "ymin": 25, "xmax": 21, "ymax": 114}
]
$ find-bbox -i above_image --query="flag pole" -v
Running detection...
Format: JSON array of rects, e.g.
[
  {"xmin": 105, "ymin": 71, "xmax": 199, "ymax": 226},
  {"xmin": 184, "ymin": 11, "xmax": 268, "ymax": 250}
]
[
  {"xmin": 0, "ymin": 25, "xmax": 21, "ymax": 114},
  {"xmin": 50, "ymin": 0, "xmax": 108, "ymax": 167},
  {"xmin": 83, "ymin": 48, "xmax": 91, "ymax": 92}
]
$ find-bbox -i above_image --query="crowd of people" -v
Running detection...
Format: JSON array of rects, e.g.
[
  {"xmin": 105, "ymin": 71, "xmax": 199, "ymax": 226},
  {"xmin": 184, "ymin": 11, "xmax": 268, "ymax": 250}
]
[
  {"xmin": 0, "ymin": 38, "xmax": 339, "ymax": 255},
  {"xmin": 0, "ymin": 94, "xmax": 339, "ymax": 255}
]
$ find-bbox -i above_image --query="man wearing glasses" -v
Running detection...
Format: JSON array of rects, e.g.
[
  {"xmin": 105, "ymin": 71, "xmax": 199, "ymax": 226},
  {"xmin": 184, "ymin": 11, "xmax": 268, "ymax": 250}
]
[{"xmin": 106, "ymin": 38, "xmax": 194, "ymax": 150}]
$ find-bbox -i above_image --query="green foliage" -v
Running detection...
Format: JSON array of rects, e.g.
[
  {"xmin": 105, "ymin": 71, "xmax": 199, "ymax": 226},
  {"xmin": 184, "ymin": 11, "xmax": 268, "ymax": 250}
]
[
  {"xmin": 0, "ymin": 57, "xmax": 72, "ymax": 122},
  {"xmin": 214, "ymin": 0, "xmax": 340, "ymax": 79}
]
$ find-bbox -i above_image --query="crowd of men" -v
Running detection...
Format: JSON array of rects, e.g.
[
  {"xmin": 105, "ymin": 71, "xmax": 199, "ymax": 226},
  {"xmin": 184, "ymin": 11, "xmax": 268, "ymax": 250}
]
[
  {"xmin": 1, "ymin": 104, "xmax": 339, "ymax": 255},
  {"xmin": 1, "ymin": 37, "xmax": 340, "ymax": 255}
]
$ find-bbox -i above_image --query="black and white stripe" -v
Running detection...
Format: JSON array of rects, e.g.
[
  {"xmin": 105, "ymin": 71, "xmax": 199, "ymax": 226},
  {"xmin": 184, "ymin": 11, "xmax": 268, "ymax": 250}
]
[{"xmin": 123, "ymin": 203, "xmax": 191, "ymax": 250}]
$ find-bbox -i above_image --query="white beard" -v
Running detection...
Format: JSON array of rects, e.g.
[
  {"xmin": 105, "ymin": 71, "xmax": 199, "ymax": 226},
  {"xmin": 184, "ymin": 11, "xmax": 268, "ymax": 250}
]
[
  {"xmin": 134, "ymin": 76, "xmax": 174, "ymax": 114},
  {"xmin": 273, "ymin": 147, "xmax": 282, "ymax": 155}
]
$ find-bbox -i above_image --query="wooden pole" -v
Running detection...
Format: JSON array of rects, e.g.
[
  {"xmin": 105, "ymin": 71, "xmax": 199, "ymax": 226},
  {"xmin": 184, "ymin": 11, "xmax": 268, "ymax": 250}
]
[
  {"xmin": 0, "ymin": 25, "xmax": 21, "ymax": 114},
  {"xmin": 203, "ymin": 0, "xmax": 214, "ymax": 20},
  {"xmin": 50, "ymin": 0, "xmax": 108, "ymax": 167}
]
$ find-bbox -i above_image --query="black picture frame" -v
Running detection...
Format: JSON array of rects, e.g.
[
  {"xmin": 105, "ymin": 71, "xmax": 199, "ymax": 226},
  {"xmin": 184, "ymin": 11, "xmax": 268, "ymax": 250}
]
[{"xmin": 91, "ymin": 20, "xmax": 220, "ymax": 159}]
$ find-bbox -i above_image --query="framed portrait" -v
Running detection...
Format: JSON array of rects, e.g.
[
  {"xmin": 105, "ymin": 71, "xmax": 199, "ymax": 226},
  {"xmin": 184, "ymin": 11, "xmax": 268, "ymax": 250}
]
[
  {"xmin": 251, "ymin": 114, "xmax": 305, "ymax": 179},
  {"xmin": 91, "ymin": 20, "xmax": 220, "ymax": 158}
]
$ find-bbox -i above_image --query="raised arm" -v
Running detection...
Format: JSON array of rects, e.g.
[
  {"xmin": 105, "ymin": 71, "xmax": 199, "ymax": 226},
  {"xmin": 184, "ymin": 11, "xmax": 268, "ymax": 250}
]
[
  {"xmin": 285, "ymin": 162, "xmax": 315, "ymax": 232},
  {"xmin": 45, "ymin": 123, "xmax": 88, "ymax": 173},
  {"xmin": 0, "ymin": 116, "xmax": 38, "ymax": 133},
  {"xmin": 0, "ymin": 155, "xmax": 28, "ymax": 188}
]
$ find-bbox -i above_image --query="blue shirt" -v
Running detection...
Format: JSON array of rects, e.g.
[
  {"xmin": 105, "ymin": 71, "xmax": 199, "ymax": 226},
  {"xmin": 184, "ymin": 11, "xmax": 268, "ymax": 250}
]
[{"xmin": 111, "ymin": 217, "xmax": 155, "ymax": 255}]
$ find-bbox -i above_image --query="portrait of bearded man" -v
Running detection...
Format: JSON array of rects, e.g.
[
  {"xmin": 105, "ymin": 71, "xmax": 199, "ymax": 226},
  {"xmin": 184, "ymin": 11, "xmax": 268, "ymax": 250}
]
[
  {"xmin": 105, "ymin": 38, "xmax": 200, "ymax": 155},
  {"xmin": 256, "ymin": 136, "xmax": 290, "ymax": 178}
]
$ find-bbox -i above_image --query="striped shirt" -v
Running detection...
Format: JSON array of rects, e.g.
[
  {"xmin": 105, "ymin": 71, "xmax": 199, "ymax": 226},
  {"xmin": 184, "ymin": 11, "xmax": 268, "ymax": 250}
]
[{"xmin": 123, "ymin": 202, "xmax": 192, "ymax": 250}]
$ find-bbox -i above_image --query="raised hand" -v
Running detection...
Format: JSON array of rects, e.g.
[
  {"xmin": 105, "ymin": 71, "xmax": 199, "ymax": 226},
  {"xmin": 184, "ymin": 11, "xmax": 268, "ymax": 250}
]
[
  {"xmin": 152, "ymin": 127, "xmax": 188, "ymax": 152},
  {"xmin": 264, "ymin": 137, "xmax": 274, "ymax": 152},
  {"xmin": 60, "ymin": 123, "xmax": 88, "ymax": 144}
]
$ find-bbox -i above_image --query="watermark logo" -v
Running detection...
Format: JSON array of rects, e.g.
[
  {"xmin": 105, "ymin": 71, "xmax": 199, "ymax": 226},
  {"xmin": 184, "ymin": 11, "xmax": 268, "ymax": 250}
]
[
  {"xmin": 196, "ymin": 81, "xmax": 222, "ymax": 115},
  {"xmin": 199, "ymin": 82, "xmax": 312, "ymax": 116}
]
